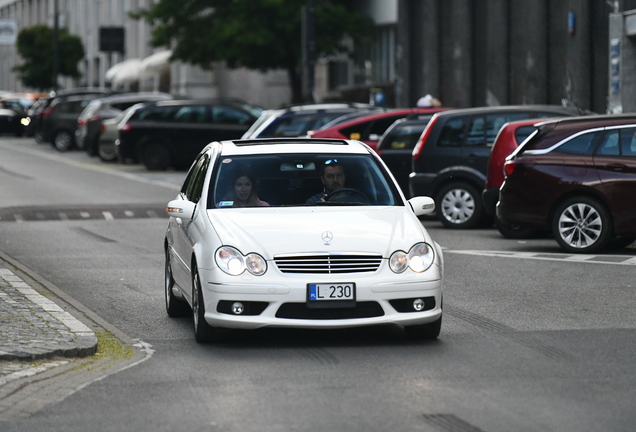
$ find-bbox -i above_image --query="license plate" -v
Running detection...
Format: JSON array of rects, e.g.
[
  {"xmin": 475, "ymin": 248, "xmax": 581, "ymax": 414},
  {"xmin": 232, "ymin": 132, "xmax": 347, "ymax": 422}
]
[{"xmin": 307, "ymin": 283, "xmax": 356, "ymax": 308}]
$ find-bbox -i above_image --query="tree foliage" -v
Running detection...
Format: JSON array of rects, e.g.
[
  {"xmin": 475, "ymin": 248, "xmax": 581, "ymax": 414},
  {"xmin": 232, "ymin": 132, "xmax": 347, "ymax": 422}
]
[
  {"xmin": 133, "ymin": 0, "xmax": 374, "ymax": 102},
  {"xmin": 13, "ymin": 25, "xmax": 85, "ymax": 91}
]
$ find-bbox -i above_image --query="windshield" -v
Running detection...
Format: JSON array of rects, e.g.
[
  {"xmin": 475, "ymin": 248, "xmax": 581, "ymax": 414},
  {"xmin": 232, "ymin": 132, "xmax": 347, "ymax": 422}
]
[{"xmin": 208, "ymin": 153, "xmax": 401, "ymax": 208}]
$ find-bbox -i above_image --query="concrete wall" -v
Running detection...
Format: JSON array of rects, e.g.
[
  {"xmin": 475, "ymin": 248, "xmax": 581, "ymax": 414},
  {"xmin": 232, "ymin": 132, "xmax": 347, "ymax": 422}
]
[
  {"xmin": 396, "ymin": 0, "xmax": 619, "ymax": 113},
  {"xmin": 609, "ymin": 9, "xmax": 636, "ymax": 113}
]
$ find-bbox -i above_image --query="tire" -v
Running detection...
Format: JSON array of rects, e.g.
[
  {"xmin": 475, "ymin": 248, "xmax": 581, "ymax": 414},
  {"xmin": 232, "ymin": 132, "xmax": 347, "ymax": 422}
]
[
  {"xmin": 141, "ymin": 142, "xmax": 171, "ymax": 171},
  {"xmin": 494, "ymin": 215, "xmax": 538, "ymax": 239},
  {"xmin": 552, "ymin": 196, "xmax": 611, "ymax": 254},
  {"xmin": 436, "ymin": 182, "xmax": 484, "ymax": 229},
  {"xmin": 52, "ymin": 130, "xmax": 74, "ymax": 152},
  {"xmin": 192, "ymin": 263, "xmax": 222, "ymax": 343},
  {"xmin": 405, "ymin": 316, "xmax": 442, "ymax": 340},
  {"xmin": 165, "ymin": 250, "xmax": 190, "ymax": 317},
  {"xmin": 98, "ymin": 141, "xmax": 118, "ymax": 162}
]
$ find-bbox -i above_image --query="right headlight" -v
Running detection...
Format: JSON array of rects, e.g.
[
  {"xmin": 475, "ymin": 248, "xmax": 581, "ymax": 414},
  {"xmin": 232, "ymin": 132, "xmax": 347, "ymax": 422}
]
[
  {"xmin": 389, "ymin": 242, "xmax": 435, "ymax": 273},
  {"xmin": 215, "ymin": 246, "xmax": 267, "ymax": 276}
]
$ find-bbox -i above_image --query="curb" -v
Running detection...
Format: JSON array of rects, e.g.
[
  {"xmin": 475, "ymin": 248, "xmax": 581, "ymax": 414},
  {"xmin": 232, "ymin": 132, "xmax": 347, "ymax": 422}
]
[{"xmin": 0, "ymin": 265, "xmax": 98, "ymax": 361}]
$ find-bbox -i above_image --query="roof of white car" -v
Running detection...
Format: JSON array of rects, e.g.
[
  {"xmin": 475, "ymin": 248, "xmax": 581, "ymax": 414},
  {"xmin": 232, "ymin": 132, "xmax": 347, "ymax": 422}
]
[{"xmin": 212, "ymin": 138, "xmax": 372, "ymax": 156}]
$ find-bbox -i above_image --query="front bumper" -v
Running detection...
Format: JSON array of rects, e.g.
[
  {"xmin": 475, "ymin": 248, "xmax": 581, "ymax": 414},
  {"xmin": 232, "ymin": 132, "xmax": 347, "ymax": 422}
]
[{"xmin": 198, "ymin": 266, "xmax": 443, "ymax": 330}]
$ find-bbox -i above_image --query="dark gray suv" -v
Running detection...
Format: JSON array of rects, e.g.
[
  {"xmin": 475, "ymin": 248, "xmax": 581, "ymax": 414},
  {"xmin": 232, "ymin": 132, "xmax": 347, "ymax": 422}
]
[{"xmin": 409, "ymin": 105, "xmax": 588, "ymax": 228}]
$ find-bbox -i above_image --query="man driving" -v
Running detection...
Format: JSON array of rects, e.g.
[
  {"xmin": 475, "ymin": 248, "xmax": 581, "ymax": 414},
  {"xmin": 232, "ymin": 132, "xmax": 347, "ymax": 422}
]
[{"xmin": 306, "ymin": 159, "xmax": 346, "ymax": 204}]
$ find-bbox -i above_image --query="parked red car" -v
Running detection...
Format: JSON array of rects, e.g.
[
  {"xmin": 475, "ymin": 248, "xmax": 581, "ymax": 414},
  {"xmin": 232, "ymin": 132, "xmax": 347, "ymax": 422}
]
[
  {"xmin": 309, "ymin": 108, "xmax": 446, "ymax": 150},
  {"xmin": 482, "ymin": 118, "xmax": 561, "ymax": 238},
  {"xmin": 497, "ymin": 114, "xmax": 636, "ymax": 253}
]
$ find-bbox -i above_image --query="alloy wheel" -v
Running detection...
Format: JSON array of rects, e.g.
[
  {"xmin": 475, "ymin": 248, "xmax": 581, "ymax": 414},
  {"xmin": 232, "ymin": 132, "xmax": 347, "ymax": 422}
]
[
  {"xmin": 54, "ymin": 131, "xmax": 73, "ymax": 152},
  {"xmin": 192, "ymin": 271, "xmax": 200, "ymax": 331},
  {"xmin": 557, "ymin": 203, "xmax": 603, "ymax": 249}
]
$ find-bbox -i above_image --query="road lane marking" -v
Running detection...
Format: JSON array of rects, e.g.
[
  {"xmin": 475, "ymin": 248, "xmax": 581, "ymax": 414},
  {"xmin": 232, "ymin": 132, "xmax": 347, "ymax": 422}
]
[
  {"xmin": 444, "ymin": 249, "xmax": 636, "ymax": 266},
  {"xmin": 563, "ymin": 254, "xmax": 596, "ymax": 261}
]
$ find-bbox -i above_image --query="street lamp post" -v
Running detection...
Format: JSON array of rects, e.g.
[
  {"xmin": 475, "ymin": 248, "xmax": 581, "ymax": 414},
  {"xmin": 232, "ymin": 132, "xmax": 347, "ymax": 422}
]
[{"xmin": 52, "ymin": 0, "xmax": 59, "ymax": 92}]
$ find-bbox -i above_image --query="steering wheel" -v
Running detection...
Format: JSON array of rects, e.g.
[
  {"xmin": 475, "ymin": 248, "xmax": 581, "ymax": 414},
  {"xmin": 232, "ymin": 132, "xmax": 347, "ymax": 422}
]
[{"xmin": 324, "ymin": 188, "xmax": 369, "ymax": 204}]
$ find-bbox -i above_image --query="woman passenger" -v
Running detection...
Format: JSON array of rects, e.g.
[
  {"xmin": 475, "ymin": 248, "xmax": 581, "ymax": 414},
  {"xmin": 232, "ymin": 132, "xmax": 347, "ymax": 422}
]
[{"xmin": 229, "ymin": 166, "xmax": 269, "ymax": 207}]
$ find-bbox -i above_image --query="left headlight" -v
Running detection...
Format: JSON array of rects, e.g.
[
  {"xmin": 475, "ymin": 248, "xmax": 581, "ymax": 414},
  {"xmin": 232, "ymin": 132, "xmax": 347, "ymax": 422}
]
[
  {"xmin": 389, "ymin": 242, "xmax": 435, "ymax": 273},
  {"xmin": 215, "ymin": 246, "xmax": 267, "ymax": 276}
]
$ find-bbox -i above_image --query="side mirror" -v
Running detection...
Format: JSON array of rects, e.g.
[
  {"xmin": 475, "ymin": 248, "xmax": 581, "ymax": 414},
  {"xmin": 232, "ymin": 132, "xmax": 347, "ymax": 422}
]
[
  {"xmin": 166, "ymin": 199, "xmax": 196, "ymax": 220},
  {"xmin": 408, "ymin": 196, "xmax": 435, "ymax": 216}
]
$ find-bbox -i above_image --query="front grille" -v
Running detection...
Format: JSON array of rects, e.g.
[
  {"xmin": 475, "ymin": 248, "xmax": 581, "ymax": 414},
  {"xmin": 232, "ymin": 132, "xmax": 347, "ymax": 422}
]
[
  {"xmin": 274, "ymin": 253, "xmax": 382, "ymax": 274},
  {"xmin": 276, "ymin": 302, "xmax": 384, "ymax": 319}
]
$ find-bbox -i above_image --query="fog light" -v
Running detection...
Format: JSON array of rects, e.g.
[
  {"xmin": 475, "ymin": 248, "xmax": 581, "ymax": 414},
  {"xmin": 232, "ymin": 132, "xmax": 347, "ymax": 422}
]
[
  {"xmin": 413, "ymin": 298, "xmax": 425, "ymax": 311},
  {"xmin": 232, "ymin": 302, "xmax": 245, "ymax": 315}
]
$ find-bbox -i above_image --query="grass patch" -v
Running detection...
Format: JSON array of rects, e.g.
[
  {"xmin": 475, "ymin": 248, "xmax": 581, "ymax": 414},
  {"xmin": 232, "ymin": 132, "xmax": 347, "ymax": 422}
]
[{"xmin": 95, "ymin": 331, "xmax": 134, "ymax": 360}]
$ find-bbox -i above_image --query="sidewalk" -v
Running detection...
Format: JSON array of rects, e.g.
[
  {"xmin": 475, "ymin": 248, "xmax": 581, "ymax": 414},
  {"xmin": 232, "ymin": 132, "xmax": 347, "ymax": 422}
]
[{"xmin": 0, "ymin": 265, "xmax": 97, "ymax": 361}]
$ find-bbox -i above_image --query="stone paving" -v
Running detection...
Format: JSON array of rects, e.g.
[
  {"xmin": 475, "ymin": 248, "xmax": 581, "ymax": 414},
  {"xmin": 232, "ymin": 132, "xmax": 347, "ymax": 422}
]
[{"xmin": 0, "ymin": 266, "xmax": 97, "ymax": 370}]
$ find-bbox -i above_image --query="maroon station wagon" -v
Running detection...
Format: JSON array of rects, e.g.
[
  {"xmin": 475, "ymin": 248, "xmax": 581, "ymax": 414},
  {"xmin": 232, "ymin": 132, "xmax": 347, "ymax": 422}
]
[{"xmin": 497, "ymin": 114, "xmax": 636, "ymax": 253}]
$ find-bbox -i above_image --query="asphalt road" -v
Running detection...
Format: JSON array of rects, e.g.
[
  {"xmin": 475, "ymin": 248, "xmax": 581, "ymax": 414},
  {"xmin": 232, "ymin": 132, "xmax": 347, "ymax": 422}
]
[{"xmin": 1, "ymin": 136, "xmax": 635, "ymax": 432}]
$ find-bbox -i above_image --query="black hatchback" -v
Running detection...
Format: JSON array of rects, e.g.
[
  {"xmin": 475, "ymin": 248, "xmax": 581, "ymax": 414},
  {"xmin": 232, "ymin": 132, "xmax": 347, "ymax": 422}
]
[
  {"xmin": 116, "ymin": 99, "xmax": 261, "ymax": 170},
  {"xmin": 376, "ymin": 115, "xmax": 435, "ymax": 197}
]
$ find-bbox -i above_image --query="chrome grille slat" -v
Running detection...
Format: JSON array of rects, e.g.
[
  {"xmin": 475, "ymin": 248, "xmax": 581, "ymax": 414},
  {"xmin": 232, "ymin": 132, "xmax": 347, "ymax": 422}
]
[{"xmin": 274, "ymin": 254, "xmax": 382, "ymax": 274}]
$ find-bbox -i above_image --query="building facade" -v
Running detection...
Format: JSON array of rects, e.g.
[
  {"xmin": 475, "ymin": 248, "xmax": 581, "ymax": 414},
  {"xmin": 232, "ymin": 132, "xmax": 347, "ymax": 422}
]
[
  {"xmin": 394, "ymin": 0, "xmax": 636, "ymax": 113},
  {"xmin": 2, "ymin": 0, "xmax": 636, "ymax": 113},
  {"xmin": 0, "ymin": 0, "xmax": 291, "ymax": 108}
]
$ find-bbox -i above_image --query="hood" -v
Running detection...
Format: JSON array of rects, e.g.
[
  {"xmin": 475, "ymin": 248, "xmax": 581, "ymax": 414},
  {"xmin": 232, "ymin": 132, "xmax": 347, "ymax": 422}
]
[{"xmin": 206, "ymin": 206, "xmax": 430, "ymax": 259}]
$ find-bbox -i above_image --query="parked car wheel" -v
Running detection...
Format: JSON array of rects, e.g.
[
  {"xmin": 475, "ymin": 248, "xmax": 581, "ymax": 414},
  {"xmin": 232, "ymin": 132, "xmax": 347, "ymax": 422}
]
[
  {"xmin": 192, "ymin": 264, "xmax": 222, "ymax": 343},
  {"xmin": 494, "ymin": 215, "xmax": 539, "ymax": 239},
  {"xmin": 165, "ymin": 250, "xmax": 190, "ymax": 317},
  {"xmin": 404, "ymin": 316, "xmax": 442, "ymax": 340},
  {"xmin": 141, "ymin": 142, "xmax": 171, "ymax": 171},
  {"xmin": 552, "ymin": 196, "xmax": 611, "ymax": 253},
  {"xmin": 436, "ymin": 182, "xmax": 483, "ymax": 229},
  {"xmin": 98, "ymin": 141, "xmax": 117, "ymax": 162},
  {"xmin": 53, "ymin": 130, "xmax": 74, "ymax": 152}
]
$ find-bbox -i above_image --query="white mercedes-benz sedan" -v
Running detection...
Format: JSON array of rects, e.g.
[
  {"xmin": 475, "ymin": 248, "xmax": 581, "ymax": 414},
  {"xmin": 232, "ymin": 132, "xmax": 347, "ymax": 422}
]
[{"xmin": 164, "ymin": 138, "xmax": 443, "ymax": 342}]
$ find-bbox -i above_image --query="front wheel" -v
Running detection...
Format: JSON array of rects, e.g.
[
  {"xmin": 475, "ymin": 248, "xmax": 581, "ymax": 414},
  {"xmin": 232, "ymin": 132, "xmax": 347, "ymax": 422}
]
[
  {"xmin": 165, "ymin": 250, "xmax": 190, "ymax": 317},
  {"xmin": 436, "ymin": 182, "xmax": 484, "ymax": 229},
  {"xmin": 192, "ymin": 264, "xmax": 222, "ymax": 343},
  {"xmin": 53, "ymin": 130, "xmax": 74, "ymax": 152},
  {"xmin": 405, "ymin": 316, "xmax": 442, "ymax": 340},
  {"xmin": 552, "ymin": 196, "xmax": 611, "ymax": 253}
]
